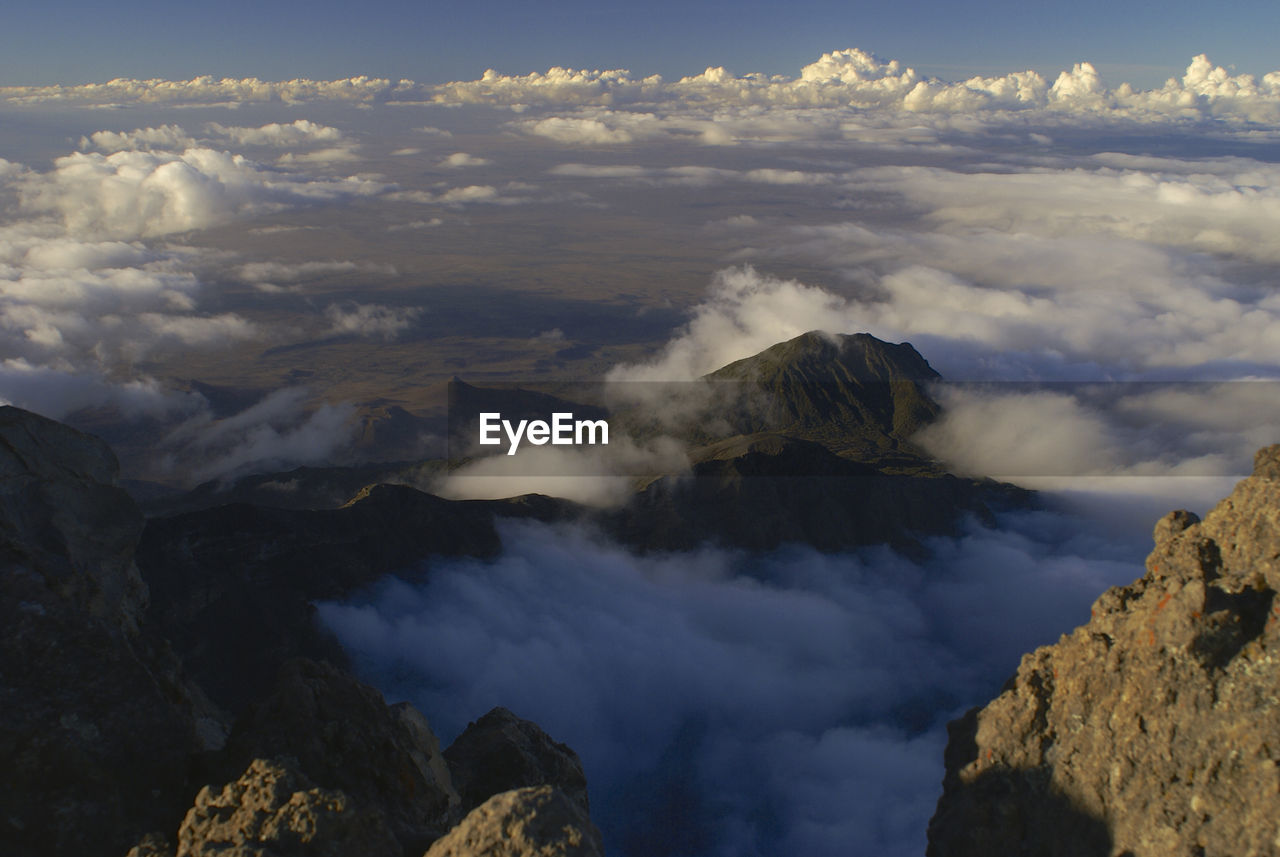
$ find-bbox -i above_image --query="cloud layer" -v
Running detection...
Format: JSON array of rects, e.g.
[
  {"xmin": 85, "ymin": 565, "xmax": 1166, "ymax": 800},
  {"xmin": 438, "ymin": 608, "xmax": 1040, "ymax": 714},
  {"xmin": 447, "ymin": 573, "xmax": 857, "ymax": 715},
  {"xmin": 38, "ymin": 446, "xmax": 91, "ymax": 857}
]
[
  {"xmin": 321, "ymin": 515, "xmax": 1143, "ymax": 857},
  {"xmin": 6, "ymin": 49, "xmax": 1278, "ymax": 129}
]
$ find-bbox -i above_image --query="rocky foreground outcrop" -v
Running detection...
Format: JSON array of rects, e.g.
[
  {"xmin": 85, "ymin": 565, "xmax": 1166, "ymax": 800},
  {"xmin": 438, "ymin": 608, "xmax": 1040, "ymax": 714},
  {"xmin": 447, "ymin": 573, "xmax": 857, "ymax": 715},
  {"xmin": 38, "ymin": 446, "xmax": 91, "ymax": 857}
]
[
  {"xmin": 128, "ymin": 758, "xmax": 402, "ymax": 857},
  {"xmin": 424, "ymin": 786, "xmax": 603, "ymax": 857},
  {"xmin": 929, "ymin": 445, "xmax": 1280, "ymax": 857},
  {"xmin": 0, "ymin": 406, "xmax": 207, "ymax": 857},
  {"xmin": 0, "ymin": 405, "xmax": 601, "ymax": 857}
]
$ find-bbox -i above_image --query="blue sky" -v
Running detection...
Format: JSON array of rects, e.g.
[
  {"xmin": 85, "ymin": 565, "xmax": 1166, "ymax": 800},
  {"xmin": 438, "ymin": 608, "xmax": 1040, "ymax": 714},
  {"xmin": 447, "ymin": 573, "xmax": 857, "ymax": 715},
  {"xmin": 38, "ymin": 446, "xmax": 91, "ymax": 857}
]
[{"xmin": 3, "ymin": 0, "xmax": 1277, "ymax": 87}]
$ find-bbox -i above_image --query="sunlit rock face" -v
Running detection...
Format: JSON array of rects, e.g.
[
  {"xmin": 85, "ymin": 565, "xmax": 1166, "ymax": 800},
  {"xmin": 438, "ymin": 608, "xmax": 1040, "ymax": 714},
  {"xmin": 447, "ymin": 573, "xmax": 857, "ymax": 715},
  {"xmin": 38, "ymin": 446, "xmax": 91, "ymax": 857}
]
[
  {"xmin": 929, "ymin": 444, "xmax": 1280, "ymax": 857},
  {"xmin": 424, "ymin": 786, "xmax": 604, "ymax": 857}
]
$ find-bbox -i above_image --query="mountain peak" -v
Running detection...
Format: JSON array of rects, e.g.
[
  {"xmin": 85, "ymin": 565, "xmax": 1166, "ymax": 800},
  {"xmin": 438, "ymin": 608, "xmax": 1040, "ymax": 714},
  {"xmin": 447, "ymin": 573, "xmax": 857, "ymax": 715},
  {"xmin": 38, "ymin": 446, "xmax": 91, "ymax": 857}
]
[
  {"xmin": 708, "ymin": 331, "xmax": 939, "ymax": 385},
  {"xmin": 701, "ymin": 331, "xmax": 942, "ymax": 462}
]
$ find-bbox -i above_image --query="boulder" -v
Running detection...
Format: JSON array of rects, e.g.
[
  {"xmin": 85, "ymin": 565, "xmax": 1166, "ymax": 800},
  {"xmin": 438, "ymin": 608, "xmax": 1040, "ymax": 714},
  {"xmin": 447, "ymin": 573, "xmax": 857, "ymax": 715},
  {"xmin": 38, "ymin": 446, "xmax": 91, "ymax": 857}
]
[
  {"xmin": 444, "ymin": 707, "xmax": 591, "ymax": 818},
  {"xmin": 221, "ymin": 658, "xmax": 457, "ymax": 853},
  {"xmin": 173, "ymin": 758, "xmax": 399, "ymax": 857},
  {"xmin": 424, "ymin": 786, "xmax": 603, "ymax": 857}
]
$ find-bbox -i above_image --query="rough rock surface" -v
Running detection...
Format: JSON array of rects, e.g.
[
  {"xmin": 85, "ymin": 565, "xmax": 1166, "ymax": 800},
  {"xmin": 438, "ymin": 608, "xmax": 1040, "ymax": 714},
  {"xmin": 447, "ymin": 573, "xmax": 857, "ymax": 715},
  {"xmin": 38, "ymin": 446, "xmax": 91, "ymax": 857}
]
[
  {"xmin": 0, "ymin": 406, "xmax": 204, "ymax": 857},
  {"xmin": 444, "ymin": 707, "xmax": 592, "ymax": 818},
  {"xmin": 423, "ymin": 786, "xmax": 603, "ymax": 857},
  {"xmin": 172, "ymin": 758, "xmax": 400, "ymax": 857},
  {"xmin": 929, "ymin": 444, "xmax": 1280, "ymax": 857},
  {"xmin": 221, "ymin": 658, "xmax": 457, "ymax": 853},
  {"xmin": 0, "ymin": 404, "xmax": 148, "ymax": 630}
]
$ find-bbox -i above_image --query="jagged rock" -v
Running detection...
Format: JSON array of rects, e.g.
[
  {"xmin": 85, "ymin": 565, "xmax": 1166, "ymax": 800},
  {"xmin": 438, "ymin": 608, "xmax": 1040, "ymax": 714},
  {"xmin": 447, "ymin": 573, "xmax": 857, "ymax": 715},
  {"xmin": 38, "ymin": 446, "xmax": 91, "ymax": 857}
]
[
  {"xmin": 423, "ymin": 787, "xmax": 603, "ymax": 857},
  {"xmin": 0, "ymin": 406, "xmax": 204, "ymax": 857},
  {"xmin": 0, "ymin": 405, "xmax": 147, "ymax": 631},
  {"xmin": 173, "ymin": 758, "xmax": 399, "ymax": 857},
  {"xmin": 444, "ymin": 707, "xmax": 591, "ymax": 818},
  {"xmin": 929, "ymin": 443, "xmax": 1280, "ymax": 857},
  {"xmin": 221, "ymin": 659, "xmax": 456, "ymax": 853},
  {"xmin": 124, "ymin": 834, "xmax": 171, "ymax": 857}
]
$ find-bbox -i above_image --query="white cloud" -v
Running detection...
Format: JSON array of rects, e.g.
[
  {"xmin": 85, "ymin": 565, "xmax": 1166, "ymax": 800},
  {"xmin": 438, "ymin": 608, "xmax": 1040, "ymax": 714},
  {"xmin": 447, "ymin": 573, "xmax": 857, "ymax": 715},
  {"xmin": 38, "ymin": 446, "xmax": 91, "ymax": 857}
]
[
  {"xmin": 163, "ymin": 386, "xmax": 358, "ymax": 482},
  {"xmin": 439, "ymin": 152, "xmax": 491, "ymax": 168},
  {"xmin": 319, "ymin": 513, "xmax": 1140, "ymax": 857},
  {"xmin": 80, "ymin": 124, "xmax": 195, "ymax": 153},
  {"xmin": 429, "ymin": 49, "xmax": 1280, "ymax": 127},
  {"xmin": 387, "ymin": 217, "xmax": 443, "ymax": 231},
  {"xmin": 391, "ymin": 185, "xmax": 529, "ymax": 205},
  {"xmin": 548, "ymin": 162, "xmax": 828, "ymax": 189},
  {"xmin": 206, "ymin": 119, "xmax": 345, "ymax": 147},
  {"xmin": 136, "ymin": 311, "xmax": 258, "ymax": 346},
  {"xmin": 437, "ymin": 434, "xmax": 687, "ymax": 506},
  {"xmin": 524, "ymin": 116, "xmax": 642, "ymax": 145},
  {"xmin": 439, "ymin": 184, "xmax": 499, "ymax": 203},
  {"xmin": 324, "ymin": 302, "xmax": 422, "ymax": 340},
  {"xmin": 18, "ymin": 148, "xmax": 386, "ymax": 241},
  {"xmin": 915, "ymin": 381, "xmax": 1280, "ymax": 480},
  {"xmin": 846, "ymin": 160, "xmax": 1280, "ymax": 263},
  {"xmin": 607, "ymin": 265, "xmax": 1280, "ymax": 479},
  {"xmin": 609, "ymin": 266, "xmax": 854, "ymax": 382},
  {"xmin": 234, "ymin": 259, "xmax": 396, "ymax": 292},
  {"xmin": 0, "ymin": 224, "xmax": 257, "ymax": 372},
  {"xmin": 276, "ymin": 147, "xmax": 361, "ymax": 165},
  {"xmin": 6, "ymin": 51, "xmax": 1278, "ymax": 130},
  {"xmin": 0, "ymin": 75, "xmax": 414, "ymax": 106}
]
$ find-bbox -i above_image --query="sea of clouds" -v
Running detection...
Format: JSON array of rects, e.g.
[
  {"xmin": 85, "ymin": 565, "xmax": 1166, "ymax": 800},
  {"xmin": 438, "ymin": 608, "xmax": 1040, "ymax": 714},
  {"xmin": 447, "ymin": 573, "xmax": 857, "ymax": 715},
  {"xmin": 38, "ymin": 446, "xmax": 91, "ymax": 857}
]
[{"xmin": 3, "ymin": 46, "xmax": 1280, "ymax": 854}]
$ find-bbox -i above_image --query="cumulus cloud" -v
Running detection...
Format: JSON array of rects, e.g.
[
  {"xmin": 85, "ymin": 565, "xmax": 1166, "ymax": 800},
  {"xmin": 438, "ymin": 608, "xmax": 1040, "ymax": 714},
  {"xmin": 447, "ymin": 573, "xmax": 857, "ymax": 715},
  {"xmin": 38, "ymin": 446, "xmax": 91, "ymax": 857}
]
[
  {"xmin": 11, "ymin": 50, "xmax": 1275, "ymax": 129},
  {"xmin": 80, "ymin": 124, "xmax": 195, "ymax": 153},
  {"xmin": 324, "ymin": 302, "xmax": 422, "ymax": 340},
  {"xmin": 206, "ymin": 119, "xmax": 345, "ymax": 147},
  {"xmin": 233, "ymin": 260, "xmax": 396, "ymax": 292},
  {"xmin": 17, "ymin": 148, "xmax": 386, "ymax": 240},
  {"xmin": 0, "ymin": 135, "xmax": 381, "ymax": 437},
  {"xmin": 0, "ymin": 224, "xmax": 257, "ymax": 372},
  {"xmin": 320, "ymin": 513, "xmax": 1143, "ymax": 857},
  {"xmin": 608, "ymin": 266, "xmax": 853, "ymax": 382},
  {"xmin": 0, "ymin": 75, "xmax": 415, "ymax": 106},
  {"xmin": 424, "ymin": 49, "xmax": 1280, "ymax": 128},
  {"xmin": 917, "ymin": 382, "xmax": 1280, "ymax": 480},
  {"xmin": 523, "ymin": 116, "xmax": 648, "ymax": 145},
  {"xmin": 438, "ymin": 152, "xmax": 491, "ymax": 168}
]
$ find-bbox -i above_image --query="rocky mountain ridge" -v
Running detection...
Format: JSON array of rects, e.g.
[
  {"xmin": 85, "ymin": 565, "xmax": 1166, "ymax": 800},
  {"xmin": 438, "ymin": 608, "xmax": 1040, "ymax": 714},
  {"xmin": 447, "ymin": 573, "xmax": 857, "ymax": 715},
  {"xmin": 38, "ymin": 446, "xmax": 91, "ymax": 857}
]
[
  {"xmin": 0, "ymin": 405, "xmax": 595, "ymax": 857},
  {"xmin": 929, "ymin": 444, "xmax": 1280, "ymax": 856}
]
